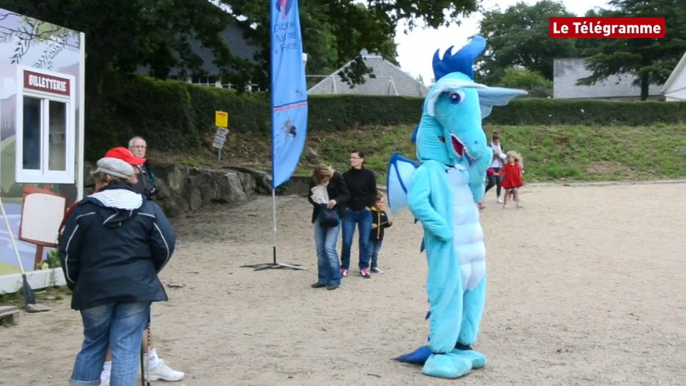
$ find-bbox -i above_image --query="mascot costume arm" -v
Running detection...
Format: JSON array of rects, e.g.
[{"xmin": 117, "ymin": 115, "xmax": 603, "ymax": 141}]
[{"xmin": 389, "ymin": 35, "xmax": 527, "ymax": 379}]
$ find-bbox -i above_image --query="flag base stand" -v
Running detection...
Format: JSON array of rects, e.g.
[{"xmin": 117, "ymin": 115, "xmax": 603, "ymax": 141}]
[
  {"xmin": 243, "ymin": 264, "xmax": 306, "ymax": 271},
  {"xmin": 241, "ymin": 247, "xmax": 307, "ymax": 271},
  {"xmin": 241, "ymin": 189, "xmax": 307, "ymax": 272}
]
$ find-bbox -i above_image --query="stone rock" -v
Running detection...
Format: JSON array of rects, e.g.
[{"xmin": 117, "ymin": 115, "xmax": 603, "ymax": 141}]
[
  {"xmin": 183, "ymin": 185, "xmax": 203, "ymax": 211},
  {"xmin": 225, "ymin": 172, "xmax": 248, "ymax": 203},
  {"xmin": 164, "ymin": 165, "xmax": 186, "ymax": 192},
  {"xmin": 224, "ymin": 166, "xmax": 271, "ymax": 195},
  {"xmin": 83, "ymin": 161, "xmax": 259, "ymax": 218}
]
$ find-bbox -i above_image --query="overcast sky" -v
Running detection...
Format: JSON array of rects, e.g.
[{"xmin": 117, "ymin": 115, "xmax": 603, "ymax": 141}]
[{"xmin": 395, "ymin": 0, "xmax": 611, "ymax": 84}]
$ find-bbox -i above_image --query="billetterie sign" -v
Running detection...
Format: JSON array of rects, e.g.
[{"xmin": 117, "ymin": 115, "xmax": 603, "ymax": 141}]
[{"xmin": 23, "ymin": 69, "xmax": 71, "ymax": 97}]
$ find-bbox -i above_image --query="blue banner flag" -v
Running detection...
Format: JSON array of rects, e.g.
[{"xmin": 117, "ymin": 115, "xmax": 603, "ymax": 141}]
[{"xmin": 270, "ymin": 0, "xmax": 308, "ymax": 189}]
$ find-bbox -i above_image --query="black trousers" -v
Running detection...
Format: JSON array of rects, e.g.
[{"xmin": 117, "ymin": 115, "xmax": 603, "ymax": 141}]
[{"xmin": 485, "ymin": 167, "xmax": 502, "ymax": 197}]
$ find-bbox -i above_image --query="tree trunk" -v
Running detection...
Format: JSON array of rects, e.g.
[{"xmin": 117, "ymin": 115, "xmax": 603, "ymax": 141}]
[{"xmin": 640, "ymin": 74, "xmax": 650, "ymax": 101}]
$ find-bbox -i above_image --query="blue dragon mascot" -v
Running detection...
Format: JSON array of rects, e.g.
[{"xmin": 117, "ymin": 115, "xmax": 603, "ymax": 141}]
[{"xmin": 387, "ymin": 35, "xmax": 527, "ymax": 379}]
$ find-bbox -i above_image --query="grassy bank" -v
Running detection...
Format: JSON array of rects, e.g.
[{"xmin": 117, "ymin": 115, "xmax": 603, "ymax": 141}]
[{"xmin": 150, "ymin": 124, "xmax": 686, "ymax": 184}]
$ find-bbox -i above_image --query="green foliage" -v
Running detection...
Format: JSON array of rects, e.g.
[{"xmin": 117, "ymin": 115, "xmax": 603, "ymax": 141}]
[
  {"xmin": 499, "ymin": 68, "xmax": 552, "ymax": 97},
  {"xmin": 577, "ymin": 0, "xmax": 686, "ymax": 100},
  {"xmin": 484, "ymin": 98, "xmax": 686, "ymax": 126},
  {"xmin": 86, "ymin": 72, "xmax": 271, "ymax": 160},
  {"xmin": 305, "ymin": 95, "xmax": 686, "ymax": 129},
  {"xmin": 86, "ymin": 74, "xmax": 686, "ymax": 161},
  {"xmin": 3, "ymin": 0, "xmax": 255, "ymax": 80},
  {"xmin": 229, "ymin": 0, "xmax": 478, "ymax": 87},
  {"xmin": 2, "ymin": 0, "xmax": 483, "ymax": 158},
  {"xmin": 476, "ymin": 0, "xmax": 579, "ymax": 83},
  {"xmin": 44, "ymin": 250, "xmax": 61, "ymax": 269},
  {"xmin": 308, "ymin": 95, "xmax": 423, "ymax": 131},
  {"xmin": 487, "ymin": 124, "xmax": 686, "ymax": 181},
  {"xmin": 252, "ymin": 123, "xmax": 686, "ymax": 183}
]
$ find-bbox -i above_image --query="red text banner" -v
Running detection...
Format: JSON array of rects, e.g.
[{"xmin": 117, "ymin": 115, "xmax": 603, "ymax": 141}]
[
  {"xmin": 549, "ymin": 17, "xmax": 666, "ymax": 39},
  {"xmin": 23, "ymin": 70, "xmax": 71, "ymax": 97}
]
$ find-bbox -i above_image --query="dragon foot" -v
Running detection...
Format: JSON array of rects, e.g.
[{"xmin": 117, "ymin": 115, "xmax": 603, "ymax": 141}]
[
  {"xmin": 450, "ymin": 347, "xmax": 486, "ymax": 369},
  {"xmin": 421, "ymin": 353, "xmax": 472, "ymax": 379}
]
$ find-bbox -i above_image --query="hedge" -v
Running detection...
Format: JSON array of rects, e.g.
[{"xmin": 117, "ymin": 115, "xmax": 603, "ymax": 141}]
[{"xmin": 86, "ymin": 72, "xmax": 686, "ymax": 159}]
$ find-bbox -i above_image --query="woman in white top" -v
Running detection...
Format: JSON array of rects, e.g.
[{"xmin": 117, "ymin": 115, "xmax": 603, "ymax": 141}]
[
  {"xmin": 485, "ymin": 131, "xmax": 507, "ymax": 204},
  {"xmin": 307, "ymin": 165, "xmax": 350, "ymax": 290}
]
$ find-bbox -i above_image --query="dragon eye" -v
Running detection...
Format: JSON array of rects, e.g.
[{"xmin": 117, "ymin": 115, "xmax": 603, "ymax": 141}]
[{"xmin": 449, "ymin": 91, "xmax": 465, "ymax": 104}]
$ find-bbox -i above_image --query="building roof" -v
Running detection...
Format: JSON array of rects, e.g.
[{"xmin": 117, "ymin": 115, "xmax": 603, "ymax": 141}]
[
  {"xmin": 307, "ymin": 51, "xmax": 428, "ymax": 97},
  {"xmin": 137, "ymin": 22, "xmax": 259, "ymax": 77},
  {"xmin": 553, "ymin": 58, "xmax": 662, "ymax": 99},
  {"xmin": 660, "ymin": 52, "xmax": 686, "ymax": 95}
]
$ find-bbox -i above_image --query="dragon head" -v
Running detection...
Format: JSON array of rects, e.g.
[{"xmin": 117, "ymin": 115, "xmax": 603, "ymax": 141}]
[{"xmin": 415, "ymin": 35, "xmax": 527, "ymax": 166}]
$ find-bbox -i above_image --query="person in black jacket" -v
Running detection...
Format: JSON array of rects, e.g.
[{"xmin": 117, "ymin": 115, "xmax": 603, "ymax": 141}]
[
  {"xmin": 341, "ymin": 150, "xmax": 377, "ymax": 278},
  {"xmin": 369, "ymin": 193, "xmax": 392, "ymax": 274},
  {"xmin": 59, "ymin": 148, "xmax": 184, "ymax": 384},
  {"xmin": 128, "ymin": 136, "xmax": 157, "ymax": 198},
  {"xmin": 59, "ymin": 157, "xmax": 176, "ymax": 386},
  {"xmin": 308, "ymin": 165, "xmax": 350, "ymax": 290}
]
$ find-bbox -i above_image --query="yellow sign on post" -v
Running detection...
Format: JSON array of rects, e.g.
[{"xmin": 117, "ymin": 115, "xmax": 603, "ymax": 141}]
[{"xmin": 215, "ymin": 111, "xmax": 229, "ymax": 128}]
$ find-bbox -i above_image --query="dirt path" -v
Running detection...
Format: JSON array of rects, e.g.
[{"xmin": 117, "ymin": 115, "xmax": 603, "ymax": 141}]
[{"xmin": 1, "ymin": 183, "xmax": 684, "ymax": 386}]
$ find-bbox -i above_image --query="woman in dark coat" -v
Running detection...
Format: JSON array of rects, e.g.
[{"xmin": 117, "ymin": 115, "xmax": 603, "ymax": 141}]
[
  {"xmin": 308, "ymin": 165, "xmax": 350, "ymax": 290},
  {"xmin": 59, "ymin": 157, "xmax": 177, "ymax": 386}
]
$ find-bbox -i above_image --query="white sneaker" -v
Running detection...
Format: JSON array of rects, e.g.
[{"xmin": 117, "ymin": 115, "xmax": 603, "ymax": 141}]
[
  {"xmin": 496, "ymin": 197, "xmax": 503, "ymax": 204},
  {"xmin": 100, "ymin": 371, "xmax": 110, "ymax": 386},
  {"xmin": 145, "ymin": 360, "xmax": 185, "ymax": 382}
]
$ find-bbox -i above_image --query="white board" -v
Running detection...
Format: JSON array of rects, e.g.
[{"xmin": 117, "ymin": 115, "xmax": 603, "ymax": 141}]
[
  {"xmin": 20, "ymin": 192, "xmax": 66, "ymax": 246},
  {"xmin": 213, "ymin": 127, "xmax": 229, "ymax": 149}
]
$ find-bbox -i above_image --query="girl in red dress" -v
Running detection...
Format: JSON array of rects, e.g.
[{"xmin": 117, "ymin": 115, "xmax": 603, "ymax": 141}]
[{"xmin": 497, "ymin": 151, "xmax": 524, "ymax": 208}]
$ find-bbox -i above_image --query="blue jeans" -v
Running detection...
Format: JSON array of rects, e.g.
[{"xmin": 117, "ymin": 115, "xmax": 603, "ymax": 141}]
[
  {"xmin": 70, "ymin": 302, "xmax": 151, "ymax": 386},
  {"xmin": 368, "ymin": 239, "xmax": 383, "ymax": 269},
  {"xmin": 341, "ymin": 209, "xmax": 373, "ymax": 270},
  {"xmin": 314, "ymin": 218, "xmax": 341, "ymax": 285}
]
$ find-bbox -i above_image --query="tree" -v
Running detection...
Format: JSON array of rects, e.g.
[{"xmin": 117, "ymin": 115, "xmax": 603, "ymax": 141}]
[
  {"xmin": 576, "ymin": 0, "xmax": 686, "ymax": 100},
  {"xmin": 0, "ymin": 0, "xmax": 255, "ymax": 125},
  {"xmin": 226, "ymin": 0, "xmax": 479, "ymax": 87},
  {"xmin": 500, "ymin": 68, "xmax": 552, "ymax": 97},
  {"xmin": 476, "ymin": 0, "xmax": 580, "ymax": 84},
  {"xmin": 0, "ymin": 0, "xmax": 480, "ymax": 101}
]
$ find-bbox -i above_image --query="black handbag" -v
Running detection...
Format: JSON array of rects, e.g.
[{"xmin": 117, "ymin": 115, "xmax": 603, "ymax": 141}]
[{"xmin": 319, "ymin": 205, "xmax": 340, "ymax": 228}]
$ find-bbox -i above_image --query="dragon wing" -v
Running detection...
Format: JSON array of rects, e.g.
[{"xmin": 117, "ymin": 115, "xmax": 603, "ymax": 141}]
[
  {"xmin": 386, "ymin": 152, "xmax": 419, "ymax": 215},
  {"xmin": 476, "ymin": 87, "xmax": 528, "ymax": 119}
]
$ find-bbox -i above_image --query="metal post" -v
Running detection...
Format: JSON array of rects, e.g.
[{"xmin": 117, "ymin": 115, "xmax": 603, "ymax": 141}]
[
  {"xmin": 271, "ymin": 188, "xmax": 278, "ymax": 264},
  {"xmin": 239, "ymin": 0, "xmax": 306, "ymax": 272},
  {"xmin": 241, "ymin": 188, "xmax": 306, "ymax": 271}
]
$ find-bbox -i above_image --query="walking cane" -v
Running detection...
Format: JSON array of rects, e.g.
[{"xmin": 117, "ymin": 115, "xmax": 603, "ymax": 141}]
[
  {"xmin": 139, "ymin": 342, "xmax": 145, "ymax": 386},
  {"xmin": 140, "ymin": 316, "xmax": 151, "ymax": 386},
  {"xmin": 146, "ymin": 319, "xmax": 151, "ymax": 386}
]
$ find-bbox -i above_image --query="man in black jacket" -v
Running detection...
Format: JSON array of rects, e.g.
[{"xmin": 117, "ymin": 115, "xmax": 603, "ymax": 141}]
[
  {"xmin": 59, "ymin": 157, "xmax": 177, "ymax": 386},
  {"xmin": 341, "ymin": 150, "xmax": 378, "ymax": 278},
  {"xmin": 128, "ymin": 136, "xmax": 157, "ymax": 198}
]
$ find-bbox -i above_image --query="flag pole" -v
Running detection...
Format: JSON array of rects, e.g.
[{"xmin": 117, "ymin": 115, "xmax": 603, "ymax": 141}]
[{"xmin": 241, "ymin": 0, "xmax": 305, "ymax": 271}]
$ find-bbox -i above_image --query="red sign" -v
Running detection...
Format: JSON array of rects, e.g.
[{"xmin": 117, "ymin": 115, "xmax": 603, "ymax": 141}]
[
  {"xmin": 23, "ymin": 70, "xmax": 71, "ymax": 97},
  {"xmin": 549, "ymin": 17, "xmax": 666, "ymax": 39}
]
